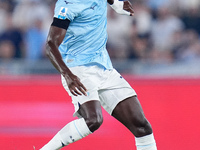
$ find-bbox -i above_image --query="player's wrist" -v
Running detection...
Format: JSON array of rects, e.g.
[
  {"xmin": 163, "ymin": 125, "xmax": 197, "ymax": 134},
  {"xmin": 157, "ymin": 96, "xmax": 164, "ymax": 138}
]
[
  {"xmin": 110, "ymin": 0, "xmax": 130, "ymax": 16},
  {"xmin": 61, "ymin": 68, "xmax": 73, "ymax": 78}
]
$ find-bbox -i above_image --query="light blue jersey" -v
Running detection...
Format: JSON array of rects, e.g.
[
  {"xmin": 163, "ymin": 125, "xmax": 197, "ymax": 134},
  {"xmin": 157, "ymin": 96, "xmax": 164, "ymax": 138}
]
[{"xmin": 54, "ymin": 0, "xmax": 113, "ymax": 69}]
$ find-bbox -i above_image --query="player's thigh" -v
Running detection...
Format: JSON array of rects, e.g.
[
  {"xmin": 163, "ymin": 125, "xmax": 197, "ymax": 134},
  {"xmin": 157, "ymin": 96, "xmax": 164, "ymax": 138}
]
[
  {"xmin": 112, "ymin": 96, "xmax": 147, "ymax": 128},
  {"xmin": 78, "ymin": 100, "xmax": 103, "ymax": 132},
  {"xmin": 78, "ymin": 100, "xmax": 103, "ymax": 120}
]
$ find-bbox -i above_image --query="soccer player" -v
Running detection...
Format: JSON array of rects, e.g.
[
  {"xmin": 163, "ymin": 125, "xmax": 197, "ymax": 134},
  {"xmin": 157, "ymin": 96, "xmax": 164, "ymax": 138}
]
[{"xmin": 40, "ymin": 0, "xmax": 157, "ymax": 150}]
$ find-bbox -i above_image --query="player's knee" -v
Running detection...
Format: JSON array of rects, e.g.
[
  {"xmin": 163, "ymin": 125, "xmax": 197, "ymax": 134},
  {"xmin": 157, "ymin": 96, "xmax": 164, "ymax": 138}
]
[
  {"xmin": 85, "ymin": 115, "xmax": 103, "ymax": 132},
  {"xmin": 134, "ymin": 119, "xmax": 152, "ymax": 137}
]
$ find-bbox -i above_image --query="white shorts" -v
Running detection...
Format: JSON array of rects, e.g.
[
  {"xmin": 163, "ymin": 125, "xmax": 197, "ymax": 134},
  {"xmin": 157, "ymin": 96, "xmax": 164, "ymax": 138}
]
[{"xmin": 61, "ymin": 65, "xmax": 137, "ymax": 117}]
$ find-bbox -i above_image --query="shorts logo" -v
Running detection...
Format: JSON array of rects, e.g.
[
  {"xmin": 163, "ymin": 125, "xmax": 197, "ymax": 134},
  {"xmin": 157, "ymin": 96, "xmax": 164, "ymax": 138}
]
[{"xmin": 58, "ymin": 7, "xmax": 68, "ymax": 19}]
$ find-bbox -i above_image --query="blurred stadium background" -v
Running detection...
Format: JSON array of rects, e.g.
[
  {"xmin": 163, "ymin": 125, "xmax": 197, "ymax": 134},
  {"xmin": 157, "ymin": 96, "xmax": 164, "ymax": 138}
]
[{"xmin": 0, "ymin": 0, "xmax": 200, "ymax": 149}]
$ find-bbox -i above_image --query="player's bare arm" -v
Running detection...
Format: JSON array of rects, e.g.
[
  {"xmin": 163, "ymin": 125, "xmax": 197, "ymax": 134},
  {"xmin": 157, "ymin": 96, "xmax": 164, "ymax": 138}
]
[
  {"xmin": 46, "ymin": 25, "xmax": 87, "ymax": 96},
  {"xmin": 108, "ymin": 0, "xmax": 134, "ymax": 16}
]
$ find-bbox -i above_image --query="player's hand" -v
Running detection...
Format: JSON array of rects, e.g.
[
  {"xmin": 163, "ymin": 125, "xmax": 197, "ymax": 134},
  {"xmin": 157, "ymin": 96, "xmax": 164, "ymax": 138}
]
[
  {"xmin": 110, "ymin": 0, "xmax": 134, "ymax": 16},
  {"xmin": 64, "ymin": 73, "xmax": 87, "ymax": 96},
  {"xmin": 123, "ymin": 1, "xmax": 134, "ymax": 16}
]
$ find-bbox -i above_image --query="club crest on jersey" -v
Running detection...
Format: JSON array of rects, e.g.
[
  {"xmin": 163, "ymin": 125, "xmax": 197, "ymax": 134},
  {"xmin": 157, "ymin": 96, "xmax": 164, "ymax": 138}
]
[{"xmin": 58, "ymin": 7, "xmax": 68, "ymax": 19}]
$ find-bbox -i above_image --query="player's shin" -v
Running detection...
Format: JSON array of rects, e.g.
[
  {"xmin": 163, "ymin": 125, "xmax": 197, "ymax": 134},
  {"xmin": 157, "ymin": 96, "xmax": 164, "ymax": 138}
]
[
  {"xmin": 40, "ymin": 118, "xmax": 92, "ymax": 150},
  {"xmin": 135, "ymin": 133, "xmax": 157, "ymax": 150}
]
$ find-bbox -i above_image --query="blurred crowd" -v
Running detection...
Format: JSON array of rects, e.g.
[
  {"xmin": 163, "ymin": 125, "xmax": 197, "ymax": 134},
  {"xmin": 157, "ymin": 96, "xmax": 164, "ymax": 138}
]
[{"xmin": 0, "ymin": 0, "xmax": 200, "ymax": 64}]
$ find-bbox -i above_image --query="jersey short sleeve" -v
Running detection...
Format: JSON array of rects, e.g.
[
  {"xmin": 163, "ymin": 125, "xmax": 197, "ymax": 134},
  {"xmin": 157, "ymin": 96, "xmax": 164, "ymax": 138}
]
[{"xmin": 54, "ymin": 0, "xmax": 80, "ymax": 21}]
